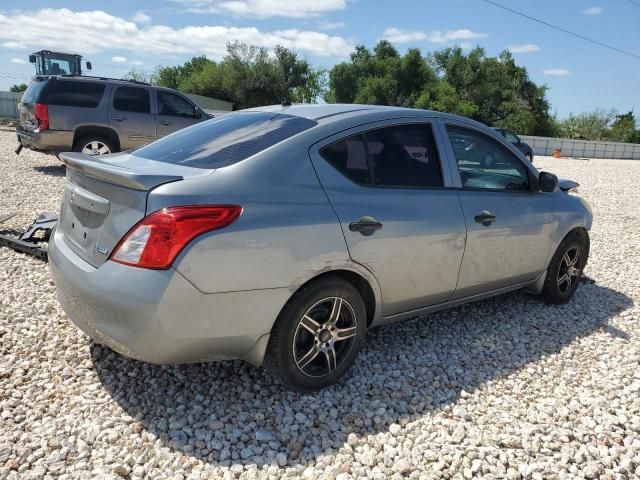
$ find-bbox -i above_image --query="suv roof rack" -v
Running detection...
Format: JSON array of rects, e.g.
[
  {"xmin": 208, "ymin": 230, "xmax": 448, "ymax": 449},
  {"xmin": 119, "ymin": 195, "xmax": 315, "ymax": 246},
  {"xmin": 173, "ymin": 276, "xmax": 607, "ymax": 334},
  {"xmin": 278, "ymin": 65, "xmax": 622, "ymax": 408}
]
[{"xmin": 33, "ymin": 74, "xmax": 151, "ymax": 86}]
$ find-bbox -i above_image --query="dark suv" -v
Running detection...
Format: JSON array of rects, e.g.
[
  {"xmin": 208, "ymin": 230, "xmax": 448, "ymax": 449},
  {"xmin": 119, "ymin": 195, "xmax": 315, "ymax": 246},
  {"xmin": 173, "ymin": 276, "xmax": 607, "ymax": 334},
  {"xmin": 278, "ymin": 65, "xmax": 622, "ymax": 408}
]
[
  {"xmin": 491, "ymin": 127, "xmax": 534, "ymax": 163},
  {"xmin": 17, "ymin": 76, "xmax": 210, "ymax": 155}
]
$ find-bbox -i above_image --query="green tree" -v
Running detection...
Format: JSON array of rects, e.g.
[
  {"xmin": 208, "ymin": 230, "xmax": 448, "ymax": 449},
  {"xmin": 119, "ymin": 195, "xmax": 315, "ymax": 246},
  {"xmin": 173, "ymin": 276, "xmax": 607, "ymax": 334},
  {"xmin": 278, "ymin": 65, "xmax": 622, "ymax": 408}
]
[
  {"xmin": 153, "ymin": 44, "xmax": 326, "ymax": 109},
  {"xmin": 10, "ymin": 83, "xmax": 28, "ymax": 93},
  {"xmin": 558, "ymin": 109, "xmax": 615, "ymax": 140},
  {"xmin": 608, "ymin": 111, "xmax": 639, "ymax": 143}
]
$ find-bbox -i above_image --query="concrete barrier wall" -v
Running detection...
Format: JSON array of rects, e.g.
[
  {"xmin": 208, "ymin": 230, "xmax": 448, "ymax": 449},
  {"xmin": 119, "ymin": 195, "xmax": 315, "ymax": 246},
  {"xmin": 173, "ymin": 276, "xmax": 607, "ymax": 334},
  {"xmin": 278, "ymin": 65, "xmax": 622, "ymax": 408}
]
[
  {"xmin": 520, "ymin": 135, "xmax": 640, "ymax": 160},
  {"xmin": 0, "ymin": 91, "xmax": 20, "ymax": 119}
]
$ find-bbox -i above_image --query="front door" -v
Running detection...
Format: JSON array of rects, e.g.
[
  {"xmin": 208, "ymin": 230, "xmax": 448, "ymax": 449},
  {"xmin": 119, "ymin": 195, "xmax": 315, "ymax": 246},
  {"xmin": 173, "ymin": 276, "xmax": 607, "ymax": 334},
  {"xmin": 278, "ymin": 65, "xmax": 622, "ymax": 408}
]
[
  {"xmin": 310, "ymin": 121, "xmax": 467, "ymax": 316},
  {"xmin": 108, "ymin": 85, "xmax": 155, "ymax": 149},
  {"xmin": 156, "ymin": 91, "xmax": 202, "ymax": 138},
  {"xmin": 442, "ymin": 123, "xmax": 554, "ymax": 298}
]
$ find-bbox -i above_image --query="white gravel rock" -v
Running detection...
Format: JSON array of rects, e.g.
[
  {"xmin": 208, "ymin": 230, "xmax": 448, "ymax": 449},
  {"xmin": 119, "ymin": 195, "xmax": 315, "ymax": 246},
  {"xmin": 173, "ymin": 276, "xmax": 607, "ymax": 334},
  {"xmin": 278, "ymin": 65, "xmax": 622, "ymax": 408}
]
[{"xmin": 1, "ymin": 133, "xmax": 639, "ymax": 478}]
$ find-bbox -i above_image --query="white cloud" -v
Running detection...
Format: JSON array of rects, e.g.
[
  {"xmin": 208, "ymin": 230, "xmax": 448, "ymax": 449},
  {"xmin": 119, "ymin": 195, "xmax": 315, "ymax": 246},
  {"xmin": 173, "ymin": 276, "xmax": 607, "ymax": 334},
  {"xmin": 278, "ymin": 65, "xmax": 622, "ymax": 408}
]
[
  {"xmin": 130, "ymin": 60, "xmax": 145, "ymax": 66},
  {"xmin": 173, "ymin": 0, "xmax": 347, "ymax": 18},
  {"xmin": 508, "ymin": 43, "xmax": 540, "ymax": 53},
  {"xmin": 2, "ymin": 41, "xmax": 26, "ymax": 49},
  {"xmin": 0, "ymin": 8, "xmax": 354, "ymax": 58},
  {"xmin": 316, "ymin": 20, "xmax": 345, "ymax": 30},
  {"xmin": 111, "ymin": 56, "xmax": 128, "ymax": 63},
  {"xmin": 582, "ymin": 6, "xmax": 603, "ymax": 15},
  {"xmin": 382, "ymin": 27, "xmax": 487, "ymax": 45},
  {"xmin": 131, "ymin": 11, "xmax": 151, "ymax": 24},
  {"xmin": 10, "ymin": 58, "xmax": 26, "ymax": 64},
  {"xmin": 543, "ymin": 68, "xmax": 570, "ymax": 76}
]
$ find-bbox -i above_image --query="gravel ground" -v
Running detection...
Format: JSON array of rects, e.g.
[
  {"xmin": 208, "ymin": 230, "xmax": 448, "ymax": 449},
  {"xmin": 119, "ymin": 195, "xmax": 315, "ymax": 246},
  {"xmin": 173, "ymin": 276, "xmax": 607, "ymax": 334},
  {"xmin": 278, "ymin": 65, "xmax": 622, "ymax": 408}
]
[{"xmin": 1, "ymin": 131, "xmax": 639, "ymax": 480}]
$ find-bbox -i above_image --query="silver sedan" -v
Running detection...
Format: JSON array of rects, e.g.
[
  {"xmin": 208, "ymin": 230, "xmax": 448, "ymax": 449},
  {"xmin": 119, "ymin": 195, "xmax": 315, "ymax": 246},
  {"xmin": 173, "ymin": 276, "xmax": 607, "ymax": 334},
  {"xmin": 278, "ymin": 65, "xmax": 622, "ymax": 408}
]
[{"xmin": 49, "ymin": 104, "xmax": 592, "ymax": 391}]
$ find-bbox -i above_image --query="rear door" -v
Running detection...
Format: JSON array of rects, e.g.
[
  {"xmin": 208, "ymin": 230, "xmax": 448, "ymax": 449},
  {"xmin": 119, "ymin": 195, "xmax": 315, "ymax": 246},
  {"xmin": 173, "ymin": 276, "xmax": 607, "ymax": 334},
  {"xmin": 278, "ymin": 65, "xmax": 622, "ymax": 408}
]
[
  {"xmin": 156, "ymin": 90, "xmax": 202, "ymax": 137},
  {"xmin": 108, "ymin": 85, "xmax": 156, "ymax": 149},
  {"xmin": 440, "ymin": 122, "xmax": 553, "ymax": 298},
  {"xmin": 310, "ymin": 119, "xmax": 466, "ymax": 317}
]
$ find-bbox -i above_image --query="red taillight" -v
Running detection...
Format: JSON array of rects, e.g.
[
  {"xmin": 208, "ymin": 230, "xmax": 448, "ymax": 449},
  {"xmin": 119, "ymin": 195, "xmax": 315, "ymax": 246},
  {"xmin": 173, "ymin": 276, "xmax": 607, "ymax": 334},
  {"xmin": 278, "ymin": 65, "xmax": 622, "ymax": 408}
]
[
  {"xmin": 110, "ymin": 205, "xmax": 242, "ymax": 269},
  {"xmin": 34, "ymin": 103, "xmax": 49, "ymax": 130}
]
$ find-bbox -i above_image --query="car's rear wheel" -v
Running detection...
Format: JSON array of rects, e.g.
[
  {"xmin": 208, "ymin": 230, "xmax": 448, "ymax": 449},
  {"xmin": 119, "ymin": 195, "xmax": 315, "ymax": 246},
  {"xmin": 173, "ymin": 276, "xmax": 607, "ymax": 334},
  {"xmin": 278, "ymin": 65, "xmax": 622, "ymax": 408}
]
[
  {"xmin": 265, "ymin": 277, "xmax": 366, "ymax": 391},
  {"xmin": 74, "ymin": 135, "xmax": 117, "ymax": 155},
  {"xmin": 541, "ymin": 233, "xmax": 588, "ymax": 304}
]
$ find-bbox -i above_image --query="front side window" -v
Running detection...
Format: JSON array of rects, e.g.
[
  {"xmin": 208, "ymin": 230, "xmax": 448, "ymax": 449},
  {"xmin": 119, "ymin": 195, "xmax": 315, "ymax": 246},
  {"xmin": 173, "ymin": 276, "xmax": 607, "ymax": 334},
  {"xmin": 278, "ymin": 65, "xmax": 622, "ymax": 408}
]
[
  {"xmin": 113, "ymin": 86, "xmax": 150, "ymax": 114},
  {"xmin": 446, "ymin": 125, "xmax": 530, "ymax": 191},
  {"xmin": 158, "ymin": 91, "xmax": 195, "ymax": 118},
  {"xmin": 321, "ymin": 124, "xmax": 443, "ymax": 188}
]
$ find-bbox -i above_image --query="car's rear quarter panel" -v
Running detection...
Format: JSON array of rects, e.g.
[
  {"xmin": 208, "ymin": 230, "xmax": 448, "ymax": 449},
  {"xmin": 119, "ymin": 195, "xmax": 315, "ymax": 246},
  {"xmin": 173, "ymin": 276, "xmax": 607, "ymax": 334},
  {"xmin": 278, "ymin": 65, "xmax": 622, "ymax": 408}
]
[{"xmin": 147, "ymin": 133, "xmax": 357, "ymax": 294}]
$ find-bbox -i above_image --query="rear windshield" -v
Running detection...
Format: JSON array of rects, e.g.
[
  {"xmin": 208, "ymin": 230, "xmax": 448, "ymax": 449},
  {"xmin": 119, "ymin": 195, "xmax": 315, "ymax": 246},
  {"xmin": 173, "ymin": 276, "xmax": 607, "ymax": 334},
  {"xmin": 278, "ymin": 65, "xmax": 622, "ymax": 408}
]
[
  {"xmin": 133, "ymin": 112, "xmax": 317, "ymax": 169},
  {"xmin": 43, "ymin": 80, "xmax": 105, "ymax": 108},
  {"xmin": 22, "ymin": 80, "xmax": 48, "ymax": 104}
]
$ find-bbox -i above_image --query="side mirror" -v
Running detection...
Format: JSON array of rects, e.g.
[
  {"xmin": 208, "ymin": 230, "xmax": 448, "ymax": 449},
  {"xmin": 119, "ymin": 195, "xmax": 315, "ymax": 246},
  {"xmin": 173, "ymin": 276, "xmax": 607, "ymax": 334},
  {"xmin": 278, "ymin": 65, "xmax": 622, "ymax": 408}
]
[
  {"xmin": 538, "ymin": 171, "xmax": 558, "ymax": 192},
  {"xmin": 86, "ymin": 61, "xmax": 92, "ymax": 71},
  {"xmin": 29, "ymin": 55, "xmax": 36, "ymax": 64},
  {"xmin": 194, "ymin": 109, "xmax": 202, "ymax": 119}
]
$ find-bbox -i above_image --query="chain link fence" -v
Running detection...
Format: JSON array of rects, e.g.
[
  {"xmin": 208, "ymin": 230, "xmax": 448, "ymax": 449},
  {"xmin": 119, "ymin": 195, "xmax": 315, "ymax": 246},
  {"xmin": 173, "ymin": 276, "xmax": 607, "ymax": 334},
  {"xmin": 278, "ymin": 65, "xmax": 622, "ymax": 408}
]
[{"xmin": 521, "ymin": 135, "xmax": 640, "ymax": 160}]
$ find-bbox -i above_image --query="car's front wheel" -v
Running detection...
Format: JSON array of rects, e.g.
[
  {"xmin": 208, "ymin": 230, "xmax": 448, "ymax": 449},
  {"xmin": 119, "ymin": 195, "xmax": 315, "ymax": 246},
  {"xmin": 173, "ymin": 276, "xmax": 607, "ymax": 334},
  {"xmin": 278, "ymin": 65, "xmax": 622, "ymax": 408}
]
[
  {"xmin": 541, "ymin": 232, "xmax": 589, "ymax": 304},
  {"xmin": 265, "ymin": 277, "xmax": 367, "ymax": 391}
]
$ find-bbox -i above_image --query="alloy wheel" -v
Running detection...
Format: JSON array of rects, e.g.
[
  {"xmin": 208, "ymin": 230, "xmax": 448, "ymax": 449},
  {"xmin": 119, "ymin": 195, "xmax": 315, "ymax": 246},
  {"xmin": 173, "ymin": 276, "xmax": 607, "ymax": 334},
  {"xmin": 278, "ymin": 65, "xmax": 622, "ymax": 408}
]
[
  {"xmin": 293, "ymin": 297, "xmax": 358, "ymax": 377},
  {"xmin": 81, "ymin": 141, "xmax": 111, "ymax": 155},
  {"xmin": 557, "ymin": 246, "xmax": 581, "ymax": 294}
]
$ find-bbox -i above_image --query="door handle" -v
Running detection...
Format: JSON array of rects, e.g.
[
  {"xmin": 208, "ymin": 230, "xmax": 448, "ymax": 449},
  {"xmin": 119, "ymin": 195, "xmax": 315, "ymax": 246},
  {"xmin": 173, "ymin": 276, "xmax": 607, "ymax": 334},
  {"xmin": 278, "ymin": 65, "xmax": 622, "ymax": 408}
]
[
  {"xmin": 159, "ymin": 120, "xmax": 172, "ymax": 126},
  {"xmin": 474, "ymin": 211, "xmax": 496, "ymax": 226},
  {"xmin": 349, "ymin": 216, "xmax": 383, "ymax": 236},
  {"xmin": 112, "ymin": 116, "xmax": 126, "ymax": 121}
]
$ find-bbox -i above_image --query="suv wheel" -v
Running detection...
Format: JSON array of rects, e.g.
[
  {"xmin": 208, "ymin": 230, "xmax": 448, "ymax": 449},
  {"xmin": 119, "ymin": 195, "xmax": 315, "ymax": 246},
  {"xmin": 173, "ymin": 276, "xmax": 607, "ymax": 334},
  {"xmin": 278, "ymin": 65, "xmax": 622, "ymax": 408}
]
[
  {"xmin": 265, "ymin": 277, "xmax": 367, "ymax": 391},
  {"xmin": 74, "ymin": 135, "xmax": 117, "ymax": 155},
  {"xmin": 541, "ymin": 233, "xmax": 588, "ymax": 304}
]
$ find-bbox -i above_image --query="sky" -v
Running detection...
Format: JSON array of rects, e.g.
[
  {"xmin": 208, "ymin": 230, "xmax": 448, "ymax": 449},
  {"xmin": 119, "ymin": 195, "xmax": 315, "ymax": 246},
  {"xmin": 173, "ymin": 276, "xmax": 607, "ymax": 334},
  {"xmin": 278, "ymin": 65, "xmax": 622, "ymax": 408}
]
[{"xmin": 1, "ymin": 0, "xmax": 639, "ymax": 117}]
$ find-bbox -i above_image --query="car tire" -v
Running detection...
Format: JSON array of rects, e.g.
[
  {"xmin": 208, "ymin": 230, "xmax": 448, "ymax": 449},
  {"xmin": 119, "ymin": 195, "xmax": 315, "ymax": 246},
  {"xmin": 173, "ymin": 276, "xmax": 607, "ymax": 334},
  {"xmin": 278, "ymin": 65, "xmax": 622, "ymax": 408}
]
[
  {"xmin": 264, "ymin": 277, "xmax": 367, "ymax": 391},
  {"xmin": 541, "ymin": 232, "xmax": 588, "ymax": 304},
  {"xmin": 73, "ymin": 135, "xmax": 117, "ymax": 155}
]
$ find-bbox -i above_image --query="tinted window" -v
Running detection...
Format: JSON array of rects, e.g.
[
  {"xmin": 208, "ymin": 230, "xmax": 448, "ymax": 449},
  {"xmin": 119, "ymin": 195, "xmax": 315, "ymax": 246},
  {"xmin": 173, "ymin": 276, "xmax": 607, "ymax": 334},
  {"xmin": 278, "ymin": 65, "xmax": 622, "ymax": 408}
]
[
  {"xmin": 158, "ymin": 91, "xmax": 195, "ymax": 117},
  {"xmin": 504, "ymin": 130, "xmax": 520, "ymax": 144},
  {"xmin": 22, "ymin": 80, "xmax": 48, "ymax": 104},
  {"xmin": 113, "ymin": 87, "xmax": 150, "ymax": 114},
  {"xmin": 446, "ymin": 125, "xmax": 530, "ymax": 191},
  {"xmin": 133, "ymin": 112, "xmax": 317, "ymax": 169},
  {"xmin": 43, "ymin": 80, "xmax": 105, "ymax": 108},
  {"xmin": 321, "ymin": 124, "xmax": 443, "ymax": 188}
]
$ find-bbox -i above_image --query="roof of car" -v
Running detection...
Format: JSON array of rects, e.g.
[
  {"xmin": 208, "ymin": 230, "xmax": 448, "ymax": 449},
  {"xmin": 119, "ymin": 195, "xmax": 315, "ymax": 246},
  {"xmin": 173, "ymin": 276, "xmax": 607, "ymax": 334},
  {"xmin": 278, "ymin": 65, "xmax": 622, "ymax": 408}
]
[{"xmin": 244, "ymin": 103, "xmax": 482, "ymax": 126}]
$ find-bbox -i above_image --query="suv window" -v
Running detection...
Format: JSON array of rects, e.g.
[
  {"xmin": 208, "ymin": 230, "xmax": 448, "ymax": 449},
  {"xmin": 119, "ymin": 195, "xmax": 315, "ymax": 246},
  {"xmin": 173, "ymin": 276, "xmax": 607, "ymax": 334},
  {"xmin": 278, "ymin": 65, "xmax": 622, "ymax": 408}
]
[
  {"xmin": 504, "ymin": 130, "xmax": 520, "ymax": 144},
  {"xmin": 113, "ymin": 86, "xmax": 150, "ymax": 114},
  {"xmin": 133, "ymin": 112, "xmax": 317, "ymax": 169},
  {"xmin": 43, "ymin": 80, "xmax": 105, "ymax": 108},
  {"xmin": 446, "ymin": 125, "xmax": 530, "ymax": 191},
  {"xmin": 21, "ymin": 80, "xmax": 48, "ymax": 104},
  {"xmin": 321, "ymin": 124, "xmax": 443, "ymax": 188},
  {"xmin": 158, "ymin": 91, "xmax": 195, "ymax": 117}
]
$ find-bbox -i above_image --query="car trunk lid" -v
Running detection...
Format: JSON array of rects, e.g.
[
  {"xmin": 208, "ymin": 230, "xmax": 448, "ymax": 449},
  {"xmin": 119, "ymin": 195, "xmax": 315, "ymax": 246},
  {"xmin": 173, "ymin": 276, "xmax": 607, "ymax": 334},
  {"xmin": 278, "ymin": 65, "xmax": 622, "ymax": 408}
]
[{"xmin": 58, "ymin": 152, "xmax": 212, "ymax": 268}]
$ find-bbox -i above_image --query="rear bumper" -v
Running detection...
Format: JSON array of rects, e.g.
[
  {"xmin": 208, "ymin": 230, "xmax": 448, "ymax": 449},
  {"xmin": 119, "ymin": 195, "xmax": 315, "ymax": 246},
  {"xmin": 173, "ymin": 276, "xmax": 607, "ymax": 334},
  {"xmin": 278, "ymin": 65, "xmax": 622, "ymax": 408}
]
[
  {"xmin": 17, "ymin": 129, "xmax": 73, "ymax": 153},
  {"xmin": 48, "ymin": 228, "xmax": 291, "ymax": 365}
]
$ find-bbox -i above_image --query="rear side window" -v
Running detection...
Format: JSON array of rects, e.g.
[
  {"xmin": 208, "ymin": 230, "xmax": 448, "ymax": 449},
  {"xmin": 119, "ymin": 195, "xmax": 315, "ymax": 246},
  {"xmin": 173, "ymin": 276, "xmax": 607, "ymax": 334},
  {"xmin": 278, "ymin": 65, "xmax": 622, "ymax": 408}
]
[
  {"xmin": 321, "ymin": 124, "xmax": 443, "ymax": 188},
  {"xmin": 42, "ymin": 80, "xmax": 105, "ymax": 108},
  {"xmin": 22, "ymin": 80, "xmax": 48, "ymax": 104},
  {"xmin": 113, "ymin": 87, "xmax": 150, "ymax": 114},
  {"xmin": 133, "ymin": 112, "xmax": 317, "ymax": 169}
]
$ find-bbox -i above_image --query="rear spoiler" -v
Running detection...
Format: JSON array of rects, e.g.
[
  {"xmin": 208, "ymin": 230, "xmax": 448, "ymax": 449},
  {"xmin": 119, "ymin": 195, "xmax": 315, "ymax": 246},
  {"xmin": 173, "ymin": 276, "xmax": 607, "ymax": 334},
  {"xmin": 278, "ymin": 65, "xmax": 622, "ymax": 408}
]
[{"xmin": 59, "ymin": 152, "xmax": 183, "ymax": 191}]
